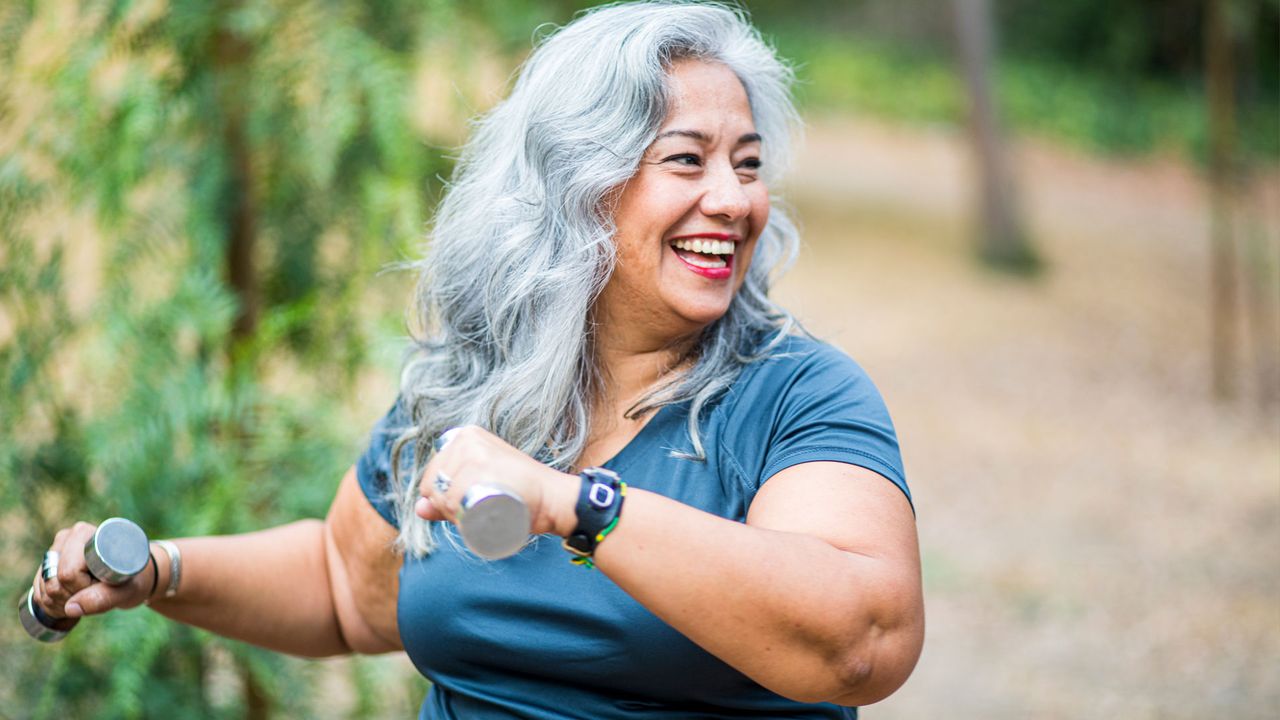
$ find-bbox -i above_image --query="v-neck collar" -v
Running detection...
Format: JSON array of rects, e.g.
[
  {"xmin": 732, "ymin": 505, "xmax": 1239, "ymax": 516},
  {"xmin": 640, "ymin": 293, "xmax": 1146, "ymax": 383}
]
[{"xmin": 597, "ymin": 403, "xmax": 681, "ymax": 475}]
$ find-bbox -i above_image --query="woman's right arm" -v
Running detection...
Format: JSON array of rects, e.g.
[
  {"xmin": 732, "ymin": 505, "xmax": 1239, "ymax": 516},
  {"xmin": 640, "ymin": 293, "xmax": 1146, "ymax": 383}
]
[{"xmin": 32, "ymin": 467, "xmax": 403, "ymax": 657}]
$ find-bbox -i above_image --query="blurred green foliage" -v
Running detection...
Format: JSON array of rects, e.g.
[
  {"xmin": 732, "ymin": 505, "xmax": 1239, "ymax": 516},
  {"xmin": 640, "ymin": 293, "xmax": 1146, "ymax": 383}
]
[
  {"xmin": 757, "ymin": 0, "xmax": 1279, "ymax": 160},
  {"xmin": 1, "ymin": 0, "xmax": 446, "ymax": 716},
  {"xmin": 1, "ymin": 0, "xmax": 1275, "ymax": 718},
  {"xmin": 778, "ymin": 32, "xmax": 1278, "ymax": 159}
]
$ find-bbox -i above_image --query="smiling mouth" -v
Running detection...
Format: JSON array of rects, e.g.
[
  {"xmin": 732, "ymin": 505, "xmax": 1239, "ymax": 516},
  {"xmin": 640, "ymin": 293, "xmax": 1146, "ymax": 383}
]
[{"xmin": 669, "ymin": 237, "xmax": 736, "ymax": 278}]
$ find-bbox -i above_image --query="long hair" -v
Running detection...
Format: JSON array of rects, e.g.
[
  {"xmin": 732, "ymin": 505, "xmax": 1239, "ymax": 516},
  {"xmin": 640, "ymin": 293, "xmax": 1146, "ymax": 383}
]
[{"xmin": 390, "ymin": 1, "xmax": 801, "ymax": 554}]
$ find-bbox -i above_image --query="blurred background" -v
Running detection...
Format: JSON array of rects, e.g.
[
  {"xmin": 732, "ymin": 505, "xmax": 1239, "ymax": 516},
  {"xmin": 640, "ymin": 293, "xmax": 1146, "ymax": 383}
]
[{"xmin": 1, "ymin": 0, "xmax": 1276, "ymax": 718}]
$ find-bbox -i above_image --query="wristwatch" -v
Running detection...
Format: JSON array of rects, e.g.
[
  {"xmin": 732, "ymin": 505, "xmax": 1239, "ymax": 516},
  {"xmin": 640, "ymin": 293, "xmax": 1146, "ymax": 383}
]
[{"xmin": 563, "ymin": 467, "xmax": 624, "ymax": 559}]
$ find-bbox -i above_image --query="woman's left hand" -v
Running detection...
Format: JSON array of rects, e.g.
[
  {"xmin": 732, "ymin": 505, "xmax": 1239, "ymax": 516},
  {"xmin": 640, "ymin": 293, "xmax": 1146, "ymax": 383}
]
[{"xmin": 415, "ymin": 426, "xmax": 579, "ymax": 537}]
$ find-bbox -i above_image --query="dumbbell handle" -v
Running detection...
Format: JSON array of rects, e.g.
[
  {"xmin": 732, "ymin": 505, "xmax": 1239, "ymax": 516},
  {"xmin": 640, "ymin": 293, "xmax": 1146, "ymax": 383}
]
[{"xmin": 19, "ymin": 518, "xmax": 150, "ymax": 643}]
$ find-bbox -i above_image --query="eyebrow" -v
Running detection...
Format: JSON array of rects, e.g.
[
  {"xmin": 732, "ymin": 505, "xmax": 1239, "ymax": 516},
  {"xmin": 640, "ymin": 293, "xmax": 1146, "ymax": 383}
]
[{"xmin": 655, "ymin": 129, "xmax": 763, "ymax": 145}]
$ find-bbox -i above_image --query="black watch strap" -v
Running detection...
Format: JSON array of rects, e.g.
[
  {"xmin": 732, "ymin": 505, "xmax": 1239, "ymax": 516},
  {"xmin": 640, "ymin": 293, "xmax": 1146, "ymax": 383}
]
[{"xmin": 563, "ymin": 467, "xmax": 623, "ymax": 558}]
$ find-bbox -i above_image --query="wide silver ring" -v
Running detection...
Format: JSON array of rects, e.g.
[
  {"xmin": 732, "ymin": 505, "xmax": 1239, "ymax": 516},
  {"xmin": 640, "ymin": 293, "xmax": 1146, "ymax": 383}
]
[
  {"xmin": 433, "ymin": 427, "xmax": 462, "ymax": 454},
  {"xmin": 41, "ymin": 551, "xmax": 59, "ymax": 582},
  {"xmin": 434, "ymin": 470, "xmax": 452, "ymax": 494}
]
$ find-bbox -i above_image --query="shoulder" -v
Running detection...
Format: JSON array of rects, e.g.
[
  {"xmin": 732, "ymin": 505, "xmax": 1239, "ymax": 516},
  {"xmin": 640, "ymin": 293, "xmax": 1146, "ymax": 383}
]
[
  {"xmin": 354, "ymin": 398, "xmax": 417, "ymax": 529},
  {"xmin": 710, "ymin": 332, "xmax": 908, "ymax": 502},
  {"xmin": 732, "ymin": 333, "xmax": 881, "ymax": 404}
]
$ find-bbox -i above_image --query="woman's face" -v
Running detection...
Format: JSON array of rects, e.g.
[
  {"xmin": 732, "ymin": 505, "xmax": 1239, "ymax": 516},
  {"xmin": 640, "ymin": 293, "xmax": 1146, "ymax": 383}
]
[{"xmin": 599, "ymin": 59, "xmax": 770, "ymax": 344}]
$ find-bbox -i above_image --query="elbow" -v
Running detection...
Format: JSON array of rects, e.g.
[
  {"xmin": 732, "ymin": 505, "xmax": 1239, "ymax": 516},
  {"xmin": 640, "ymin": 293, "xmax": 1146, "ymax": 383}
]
[
  {"xmin": 826, "ymin": 618, "xmax": 924, "ymax": 707},
  {"xmin": 826, "ymin": 649, "xmax": 891, "ymax": 707}
]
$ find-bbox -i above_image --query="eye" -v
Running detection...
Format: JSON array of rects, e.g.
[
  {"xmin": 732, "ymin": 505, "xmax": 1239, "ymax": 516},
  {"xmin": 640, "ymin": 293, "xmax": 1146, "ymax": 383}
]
[
  {"xmin": 737, "ymin": 157, "xmax": 762, "ymax": 171},
  {"xmin": 662, "ymin": 153, "xmax": 702, "ymax": 167}
]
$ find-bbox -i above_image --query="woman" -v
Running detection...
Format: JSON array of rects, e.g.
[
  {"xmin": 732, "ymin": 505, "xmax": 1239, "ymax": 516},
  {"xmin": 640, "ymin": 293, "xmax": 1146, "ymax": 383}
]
[{"xmin": 31, "ymin": 3, "xmax": 923, "ymax": 717}]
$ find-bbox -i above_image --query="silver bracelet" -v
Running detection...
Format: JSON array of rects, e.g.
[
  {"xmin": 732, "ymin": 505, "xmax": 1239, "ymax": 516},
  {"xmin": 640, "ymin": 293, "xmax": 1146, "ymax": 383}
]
[{"xmin": 153, "ymin": 539, "xmax": 182, "ymax": 599}]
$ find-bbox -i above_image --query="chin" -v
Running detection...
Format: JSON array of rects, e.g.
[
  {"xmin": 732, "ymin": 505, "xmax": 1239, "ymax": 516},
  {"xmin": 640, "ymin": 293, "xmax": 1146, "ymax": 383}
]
[{"xmin": 674, "ymin": 299, "xmax": 734, "ymax": 330}]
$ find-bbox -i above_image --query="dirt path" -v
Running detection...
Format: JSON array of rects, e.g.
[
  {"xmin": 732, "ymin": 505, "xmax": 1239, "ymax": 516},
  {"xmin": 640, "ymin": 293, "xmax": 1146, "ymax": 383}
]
[{"xmin": 777, "ymin": 116, "xmax": 1280, "ymax": 718}]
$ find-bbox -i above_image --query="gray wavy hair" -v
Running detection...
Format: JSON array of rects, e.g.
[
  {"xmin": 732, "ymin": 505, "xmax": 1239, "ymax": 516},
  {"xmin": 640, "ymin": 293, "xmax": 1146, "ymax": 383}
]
[{"xmin": 390, "ymin": 1, "xmax": 801, "ymax": 554}]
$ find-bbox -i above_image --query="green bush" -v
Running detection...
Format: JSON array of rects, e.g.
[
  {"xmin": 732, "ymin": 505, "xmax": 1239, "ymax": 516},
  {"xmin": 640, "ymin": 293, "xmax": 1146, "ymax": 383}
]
[{"xmin": 0, "ymin": 0, "xmax": 444, "ymax": 716}]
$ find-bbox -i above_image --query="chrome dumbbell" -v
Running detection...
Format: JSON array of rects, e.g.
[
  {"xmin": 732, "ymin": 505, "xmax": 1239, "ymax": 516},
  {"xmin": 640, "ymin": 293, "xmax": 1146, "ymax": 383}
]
[
  {"xmin": 433, "ymin": 428, "xmax": 531, "ymax": 560},
  {"xmin": 19, "ymin": 518, "xmax": 150, "ymax": 642}
]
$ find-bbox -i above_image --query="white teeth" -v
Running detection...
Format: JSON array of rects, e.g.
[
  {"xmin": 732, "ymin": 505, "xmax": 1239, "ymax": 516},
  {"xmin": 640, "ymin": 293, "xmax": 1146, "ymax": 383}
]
[
  {"xmin": 681, "ymin": 253, "xmax": 727, "ymax": 269},
  {"xmin": 671, "ymin": 239, "xmax": 737, "ymax": 255}
]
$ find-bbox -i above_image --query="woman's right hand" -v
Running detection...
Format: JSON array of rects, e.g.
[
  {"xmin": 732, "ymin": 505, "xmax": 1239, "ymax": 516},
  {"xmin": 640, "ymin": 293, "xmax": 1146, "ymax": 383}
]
[{"xmin": 31, "ymin": 521, "xmax": 156, "ymax": 620}]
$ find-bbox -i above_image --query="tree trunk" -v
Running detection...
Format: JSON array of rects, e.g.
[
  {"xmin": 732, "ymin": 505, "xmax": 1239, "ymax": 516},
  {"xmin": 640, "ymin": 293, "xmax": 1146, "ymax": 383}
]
[
  {"xmin": 1241, "ymin": 208, "xmax": 1280, "ymax": 410},
  {"xmin": 213, "ymin": 22, "xmax": 268, "ymax": 720},
  {"xmin": 1229, "ymin": 1, "xmax": 1280, "ymax": 412},
  {"xmin": 953, "ymin": 0, "xmax": 1039, "ymax": 273},
  {"xmin": 1205, "ymin": 0, "xmax": 1239, "ymax": 400},
  {"xmin": 214, "ymin": 27, "xmax": 258, "ymax": 351},
  {"xmin": 238, "ymin": 656, "xmax": 271, "ymax": 720}
]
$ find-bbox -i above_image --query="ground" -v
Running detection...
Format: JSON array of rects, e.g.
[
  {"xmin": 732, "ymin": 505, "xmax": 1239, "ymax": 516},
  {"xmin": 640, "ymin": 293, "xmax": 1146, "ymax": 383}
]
[{"xmin": 777, "ymin": 116, "xmax": 1279, "ymax": 718}]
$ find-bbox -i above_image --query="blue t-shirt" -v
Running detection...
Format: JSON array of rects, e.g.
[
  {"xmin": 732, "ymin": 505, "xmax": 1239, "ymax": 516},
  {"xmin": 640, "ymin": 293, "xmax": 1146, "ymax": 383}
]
[{"xmin": 356, "ymin": 335, "xmax": 910, "ymax": 719}]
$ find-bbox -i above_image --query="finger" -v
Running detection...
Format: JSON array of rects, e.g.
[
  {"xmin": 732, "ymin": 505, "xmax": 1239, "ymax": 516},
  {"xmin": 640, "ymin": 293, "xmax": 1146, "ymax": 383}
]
[
  {"xmin": 417, "ymin": 453, "xmax": 441, "ymax": 499},
  {"xmin": 415, "ymin": 496, "xmax": 447, "ymax": 522},
  {"xmin": 42, "ymin": 532, "xmax": 75, "ymax": 605},
  {"xmin": 56, "ymin": 522, "xmax": 98, "ymax": 597},
  {"xmin": 38, "ymin": 549, "xmax": 60, "ymax": 596},
  {"xmin": 41, "ymin": 550, "xmax": 59, "ymax": 583},
  {"xmin": 418, "ymin": 452, "xmax": 463, "ymax": 522},
  {"xmin": 31, "ymin": 568, "xmax": 53, "ymax": 615},
  {"xmin": 430, "ymin": 470, "xmax": 462, "ymax": 520},
  {"xmin": 36, "ymin": 550, "xmax": 66, "ymax": 616},
  {"xmin": 66, "ymin": 580, "xmax": 141, "ymax": 618},
  {"xmin": 419, "ymin": 425, "xmax": 493, "ymax": 523},
  {"xmin": 33, "ymin": 565, "xmax": 72, "ymax": 619}
]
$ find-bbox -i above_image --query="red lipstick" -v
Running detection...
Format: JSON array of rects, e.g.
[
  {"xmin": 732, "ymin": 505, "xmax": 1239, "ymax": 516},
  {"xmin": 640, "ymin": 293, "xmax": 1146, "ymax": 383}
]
[{"xmin": 668, "ymin": 233, "xmax": 739, "ymax": 280}]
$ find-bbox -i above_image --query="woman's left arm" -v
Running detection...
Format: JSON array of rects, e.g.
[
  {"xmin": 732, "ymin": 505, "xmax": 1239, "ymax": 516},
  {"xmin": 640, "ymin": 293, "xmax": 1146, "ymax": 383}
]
[
  {"xmin": 590, "ymin": 460, "xmax": 923, "ymax": 706},
  {"xmin": 418, "ymin": 430, "xmax": 923, "ymax": 706}
]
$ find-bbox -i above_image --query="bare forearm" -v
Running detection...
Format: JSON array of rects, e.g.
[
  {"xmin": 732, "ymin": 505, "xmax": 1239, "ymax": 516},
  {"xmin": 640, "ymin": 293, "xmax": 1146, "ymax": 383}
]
[
  {"xmin": 591, "ymin": 489, "xmax": 920, "ymax": 705},
  {"xmin": 147, "ymin": 520, "xmax": 350, "ymax": 657}
]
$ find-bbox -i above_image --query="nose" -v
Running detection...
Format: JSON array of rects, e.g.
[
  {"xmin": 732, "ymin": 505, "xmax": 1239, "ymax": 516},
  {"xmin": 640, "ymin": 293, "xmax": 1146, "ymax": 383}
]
[{"xmin": 698, "ymin": 162, "xmax": 752, "ymax": 222}]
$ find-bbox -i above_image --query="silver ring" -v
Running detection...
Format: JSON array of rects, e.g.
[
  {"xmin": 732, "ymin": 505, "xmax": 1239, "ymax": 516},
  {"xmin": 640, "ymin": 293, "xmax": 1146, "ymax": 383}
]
[
  {"xmin": 41, "ymin": 551, "xmax": 59, "ymax": 582},
  {"xmin": 434, "ymin": 470, "xmax": 452, "ymax": 494},
  {"xmin": 433, "ymin": 427, "xmax": 462, "ymax": 453}
]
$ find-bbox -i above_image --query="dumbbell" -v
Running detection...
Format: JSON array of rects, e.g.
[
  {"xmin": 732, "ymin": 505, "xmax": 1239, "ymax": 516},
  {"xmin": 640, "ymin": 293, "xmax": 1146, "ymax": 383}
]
[
  {"xmin": 19, "ymin": 518, "xmax": 150, "ymax": 642},
  {"xmin": 433, "ymin": 428, "xmax": 531, "ymax": 560}
]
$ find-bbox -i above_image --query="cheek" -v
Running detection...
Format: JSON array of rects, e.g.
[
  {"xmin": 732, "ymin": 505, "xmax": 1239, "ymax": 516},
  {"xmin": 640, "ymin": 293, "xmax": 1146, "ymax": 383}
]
[
  {"xmin": 612, "ymin": 180, "xmax": 675, "ymax": 249},
  {"xmin": 748, "ymin": 187, "xmax": 771, "ymax": 236},
  {"xmin": 736, "ymin": 191, "xmax": 770, "ymax": 278}
]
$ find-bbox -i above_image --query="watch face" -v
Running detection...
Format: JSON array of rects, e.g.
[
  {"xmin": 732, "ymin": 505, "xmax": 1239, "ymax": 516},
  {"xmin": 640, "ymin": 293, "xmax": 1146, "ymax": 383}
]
[{"xmin": 588, "ymin": 482, "xmax": 616, "ymax": 509}]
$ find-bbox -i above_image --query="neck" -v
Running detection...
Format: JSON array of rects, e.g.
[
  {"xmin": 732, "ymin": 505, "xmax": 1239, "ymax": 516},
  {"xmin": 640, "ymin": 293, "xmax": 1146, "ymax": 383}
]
[{"xmin": 592, "ymin": 321, "xmax": 698, "ymax": 416}]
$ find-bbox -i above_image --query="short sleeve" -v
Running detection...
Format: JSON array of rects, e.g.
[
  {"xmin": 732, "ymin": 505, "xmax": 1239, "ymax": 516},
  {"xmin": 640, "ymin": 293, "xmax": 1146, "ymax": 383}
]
[
  {"xmin": 354, "ymin": 398, "xmax": 415, "ymax": 528},
  {"xmin": 757, "ymin": 342, "xmax": 911, "ymax": 508}
]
